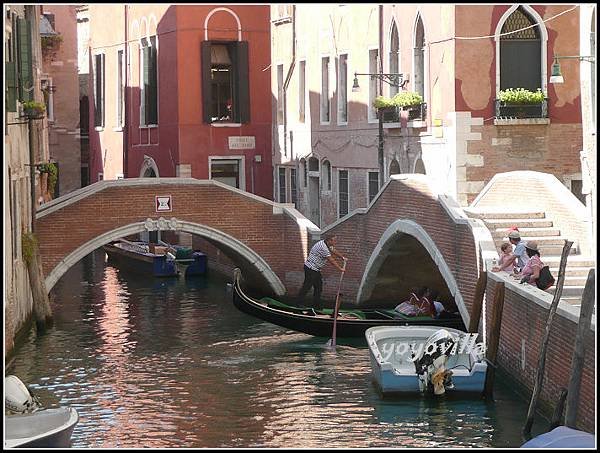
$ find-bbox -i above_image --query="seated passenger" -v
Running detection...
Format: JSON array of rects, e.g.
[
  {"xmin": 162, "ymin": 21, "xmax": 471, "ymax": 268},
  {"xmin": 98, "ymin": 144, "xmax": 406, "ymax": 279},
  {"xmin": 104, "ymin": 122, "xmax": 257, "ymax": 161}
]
[
  {"xmin": 395, "ymin": 287, "xmax": 435, "ymax": 317},
  {"xmin": 492, "ymin": 242, "xmax": 516, "ymax": 272}
]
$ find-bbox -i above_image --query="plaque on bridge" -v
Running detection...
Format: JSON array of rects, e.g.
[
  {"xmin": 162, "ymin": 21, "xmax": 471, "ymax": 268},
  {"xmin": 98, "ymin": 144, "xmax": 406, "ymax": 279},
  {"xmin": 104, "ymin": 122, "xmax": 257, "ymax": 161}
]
[{"xmin": 156, "ymin": 195, "xmax": 172, "ymax": 212}]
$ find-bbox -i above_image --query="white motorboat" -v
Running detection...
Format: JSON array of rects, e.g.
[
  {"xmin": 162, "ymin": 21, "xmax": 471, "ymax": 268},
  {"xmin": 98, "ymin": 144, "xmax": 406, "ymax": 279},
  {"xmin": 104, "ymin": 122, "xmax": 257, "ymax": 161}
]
[
  {"xmin": 5, "ymin": 407, "xmax": 79, "ymax": 448},
  {"xmin": 4, "ymin": 375, "xmax": 79, "ymax": 448},
  {"xmin": 366, "ymin": 325, "xmax": 487, "ymax": 395}
]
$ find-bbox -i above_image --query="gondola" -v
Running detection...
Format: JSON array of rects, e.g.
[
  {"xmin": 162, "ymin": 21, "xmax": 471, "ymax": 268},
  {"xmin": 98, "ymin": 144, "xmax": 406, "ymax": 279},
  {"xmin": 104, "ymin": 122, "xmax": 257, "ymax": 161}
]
[{"xmin": 232, "ymin": 269, "xmax": 466, "ymax": 338}]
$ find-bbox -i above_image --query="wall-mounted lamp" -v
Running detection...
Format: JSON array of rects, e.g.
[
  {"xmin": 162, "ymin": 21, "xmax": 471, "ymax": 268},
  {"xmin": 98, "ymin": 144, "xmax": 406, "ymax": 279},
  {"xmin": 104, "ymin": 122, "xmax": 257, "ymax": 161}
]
[
  {"xmin": 352, "ymin": 72, "xmax": 406, "ymax": 92},
  {"xmin": 549, "ymin": 54, "xmax": 596, "ymax": 84}
]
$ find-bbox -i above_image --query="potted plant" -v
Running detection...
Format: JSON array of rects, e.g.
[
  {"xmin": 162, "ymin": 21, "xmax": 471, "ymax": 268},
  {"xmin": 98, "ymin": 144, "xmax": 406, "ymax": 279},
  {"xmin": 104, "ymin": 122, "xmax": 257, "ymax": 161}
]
[
  {"xmin": 22, "ymin": 101, "xmax": 46, "ymax": 119},
  {"xmin": 41, "ymin": 34, "xmax": 63, "ymax": 60},
  {"xmin": 373, "ymin": 96, "xmax": 399, "ymax": 122},
  {"xmin": 497, "ymin": 88, "xmax": 546, "ymax": 118},
  {"xmin": 37, "ymin": 162, "xmax": 58, "ymax": 198},
  {"xmin": 392, "ymin": 91, "xmax": 425, "ymax": 121}
]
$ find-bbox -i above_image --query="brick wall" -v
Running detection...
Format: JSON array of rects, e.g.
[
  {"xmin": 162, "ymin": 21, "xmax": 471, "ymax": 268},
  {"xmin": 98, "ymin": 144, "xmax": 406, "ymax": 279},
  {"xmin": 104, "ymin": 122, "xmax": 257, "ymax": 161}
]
[{"xmin": 485, "ymin": 276, "xmax": 595, "ymax": 433}]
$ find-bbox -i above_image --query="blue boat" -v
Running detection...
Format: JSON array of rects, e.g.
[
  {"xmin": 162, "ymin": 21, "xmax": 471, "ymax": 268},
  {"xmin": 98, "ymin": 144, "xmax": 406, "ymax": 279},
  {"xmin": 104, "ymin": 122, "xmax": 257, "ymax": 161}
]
[
  {"xmin": 521, "ymin": 426, "xmax": 595, "ymax": 448},
  {"xmin": 366, "ymin": 325, "xmax": 487, "ymax": 396}
]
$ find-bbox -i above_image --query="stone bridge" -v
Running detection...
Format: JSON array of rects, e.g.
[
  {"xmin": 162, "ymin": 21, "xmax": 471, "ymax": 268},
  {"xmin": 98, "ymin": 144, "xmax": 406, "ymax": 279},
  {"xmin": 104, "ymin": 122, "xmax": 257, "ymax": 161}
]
[{"xmin": 36, "ymin": 176, "xmax": 491, "ymax": 326}]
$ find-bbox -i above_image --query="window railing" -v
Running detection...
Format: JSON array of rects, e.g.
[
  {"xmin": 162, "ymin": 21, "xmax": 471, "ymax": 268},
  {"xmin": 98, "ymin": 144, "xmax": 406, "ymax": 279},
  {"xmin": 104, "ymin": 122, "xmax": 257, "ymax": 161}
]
[
  {"xmin": 494, "ymin": 98, "xmax": 548, "ymax": 119},
  {"xmin": 406, "ymin": 102, "xmax": 427, "ymax": 121}
]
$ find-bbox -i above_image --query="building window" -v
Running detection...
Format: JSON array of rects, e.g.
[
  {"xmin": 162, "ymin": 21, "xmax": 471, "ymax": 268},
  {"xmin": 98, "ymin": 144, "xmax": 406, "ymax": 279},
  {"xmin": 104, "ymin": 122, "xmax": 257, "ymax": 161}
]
[
  {"xmin": 277, "ymin": 64, "xmax": 284, "ymax": 124},
  {"xmin": 338, "ymin": 169, "xmax": 349, "ymax": 218},
  {"xmin": 414, "ymin": 15, "xmax": 425, "ymax": 98},
  {"xmin": 299, "ymin": 60, "xmax": 306, "ymax": 122},
  {"xmin": 290, "ymin": 168, "xmax": 297, "ymax": 205},
  {"xmin": 338, "ymin": 54, "xmax": 348, "ymax": 123},
  {"xmin": 368, "ymin": 49, "xmax": 378, "ymax": 120},
  {"xmin": 323, "ymin": 160, "xmax": 331, "ymax": 191},
  {"xmin": 97, "ymin": 172, "xmax": 104, "ymax": 181},
  {"xmin": 389, "ymin": 21, "xmax": 400, "ymax": 98},
  {"xmin": 117, "ymin": 49, "xmax": 124, "ymax": 127},
  {"xmin": 278, "ymin": 167, "xmax": 287, "ymax": 202},
  {"xmin": 300, "ymin": 158, "xmax": 307, "ymax": 187},
  {"xmin": 79, "ymin": 95, "xmax": 89, "ymax": 136},
  {"xmin": 201, "ymin": 41, "xmax": 250, "ymax": 124},
  {"xmin": 368, "ymin": 171, "xmax": 379, "ymax": 203},
  {"xmin": 141, "ymin": 36, "xmax": 158, "ymax": 126},
  {"xmin": 500, "ymin": 7, "xmax": 541, "ymax": 91},
  {"xmin": 210, "ymin": 158, "xmax": 243, "ymax": 190},
  {"xmin": 389, "ymin": 159, "xmax": 400, "ymax": 176},
  {"xmin": 321, "ymin": 56, "xmax": 330, "ymax": 123},
  {"xmin": 93, "ymin": 53, "xmax": 105, "ymax": 127},
  {"xmin": 308, "ymin": 156, "xmax": 319, "ymax": 172},
  {"xmin": 81, "ymin": 165, "xmax": 89, "ymax": 187}
]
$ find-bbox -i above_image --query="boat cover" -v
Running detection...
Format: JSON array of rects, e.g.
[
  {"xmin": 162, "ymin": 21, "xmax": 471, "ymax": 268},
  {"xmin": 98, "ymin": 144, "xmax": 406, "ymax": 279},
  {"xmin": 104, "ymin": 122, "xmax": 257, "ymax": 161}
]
[{"xmin": 521, "ymin": 426, "xmax": 595, "ymax": 448}]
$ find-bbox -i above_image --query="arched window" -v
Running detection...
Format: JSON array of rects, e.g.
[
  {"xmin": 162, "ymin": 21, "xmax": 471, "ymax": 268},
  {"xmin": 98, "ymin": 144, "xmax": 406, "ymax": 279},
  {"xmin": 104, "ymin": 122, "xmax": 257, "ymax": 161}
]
[
  {"xmin": 414, "ymin": 158, "xmax": 426, "ymax": 174},
  {"xmin": 389, "ymin": 159, "xmax": 400, "ymax": 176},
  {"xmin": 499, "ymin": 6, "xmax": 541, "ymax": 91},
  {"xmin": 389, "ymin": 20, "xmax": 400, "ymax": 97},
  {"xmin": 308, "ymin": 156, "xmax": 319, "ymax": 172},
  {"xmin": 413, "ymin": 15, "xmax": 425, "ymax": 98},
  {"xmin": 322, "ymin": 160, "xmax": 332, "ymax": 191}
]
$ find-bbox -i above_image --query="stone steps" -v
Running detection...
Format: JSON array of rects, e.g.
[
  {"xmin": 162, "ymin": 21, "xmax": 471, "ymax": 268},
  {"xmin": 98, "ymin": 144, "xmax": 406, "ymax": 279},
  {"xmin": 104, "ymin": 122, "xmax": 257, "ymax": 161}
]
[
  {"xmin": 485, "ymin": 219, "xmax": 555, "ymax": 229},
  {"xmin": 547, "ymin": 285, "xmax": 585, "ymax": 298},
  {"xmin": 492, "ymin": 227, "xmax": 561, "ymax": 237},
  {"xmin": 464, "ymin": 209, "xmax": 546, "ymax": 220}
]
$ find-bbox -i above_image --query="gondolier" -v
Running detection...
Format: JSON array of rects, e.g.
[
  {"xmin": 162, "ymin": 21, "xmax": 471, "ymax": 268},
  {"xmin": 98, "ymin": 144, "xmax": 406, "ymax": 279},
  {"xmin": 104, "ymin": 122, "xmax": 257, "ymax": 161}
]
[{"xmin": 297, "ymin": 236, "xmax": 346, "ymax": 310}]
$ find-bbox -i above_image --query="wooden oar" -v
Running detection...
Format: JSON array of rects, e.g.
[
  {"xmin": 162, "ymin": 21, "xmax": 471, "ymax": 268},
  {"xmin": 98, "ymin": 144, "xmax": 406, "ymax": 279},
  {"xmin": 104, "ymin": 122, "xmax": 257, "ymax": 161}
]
[{"xmin": 329, "ymin": 258, "xmax": 348, "ymax": 349}]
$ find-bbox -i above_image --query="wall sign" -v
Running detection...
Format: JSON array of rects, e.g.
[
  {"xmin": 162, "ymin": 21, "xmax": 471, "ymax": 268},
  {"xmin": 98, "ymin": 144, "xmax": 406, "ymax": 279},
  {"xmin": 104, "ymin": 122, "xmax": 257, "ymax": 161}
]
[
  {"xmin": 228, "ymin": 136, "xmax": 255, "ymax": 149},
  {"xmin": 155, "ymin": 195, "xmax": 172, "ymax": 212}
]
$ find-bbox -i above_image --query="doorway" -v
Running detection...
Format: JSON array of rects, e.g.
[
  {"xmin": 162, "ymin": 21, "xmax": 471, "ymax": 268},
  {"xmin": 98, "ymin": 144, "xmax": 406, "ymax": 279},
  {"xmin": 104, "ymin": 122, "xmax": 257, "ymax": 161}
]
[{"xmin": 309, "ymin": 175, "xmax": 320, "ymax": 227}]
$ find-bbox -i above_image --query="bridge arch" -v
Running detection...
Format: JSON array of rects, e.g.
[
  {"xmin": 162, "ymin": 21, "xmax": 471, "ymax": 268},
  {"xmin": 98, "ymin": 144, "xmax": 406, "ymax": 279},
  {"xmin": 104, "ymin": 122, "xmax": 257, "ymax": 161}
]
[
  {"xmin": 356, "ymin": 219, "xmax": 468, "ymax": 323},
  {"xmin": 45, "ymin": 218, "xmax": 285, "ymax": 295}
]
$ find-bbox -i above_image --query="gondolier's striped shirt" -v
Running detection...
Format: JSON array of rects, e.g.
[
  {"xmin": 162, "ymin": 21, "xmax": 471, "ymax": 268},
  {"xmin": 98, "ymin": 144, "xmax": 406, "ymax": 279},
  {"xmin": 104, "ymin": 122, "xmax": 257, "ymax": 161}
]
[{"xmin": 304, "ymin": 240, "xmax": 331, "ymax": 272}]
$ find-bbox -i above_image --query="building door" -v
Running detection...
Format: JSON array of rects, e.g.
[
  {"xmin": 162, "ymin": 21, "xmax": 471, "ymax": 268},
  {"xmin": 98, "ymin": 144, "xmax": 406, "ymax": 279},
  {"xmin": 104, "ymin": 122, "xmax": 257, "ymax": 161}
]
[{"xmin": 309, "ymin": 175, "xmax": 320, "ymax": 227}]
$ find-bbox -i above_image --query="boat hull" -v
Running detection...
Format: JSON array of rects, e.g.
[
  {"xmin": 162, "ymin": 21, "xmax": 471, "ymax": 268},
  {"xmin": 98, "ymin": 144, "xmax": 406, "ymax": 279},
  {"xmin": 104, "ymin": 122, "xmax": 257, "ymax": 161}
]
[
  {"xmin": 4, "ymin": 407, "xmax": 79, "ymax": 448},
  {"xmin": 103, "ymin": 242, "xmax": 179, "ymax": 277},
  {"xmin": 366, "ymin": 326, "xmax": 487, "ymax": 395},
  {"xmin": 232, "ymin": 270, "xmax": 465, "ymax": 338}
]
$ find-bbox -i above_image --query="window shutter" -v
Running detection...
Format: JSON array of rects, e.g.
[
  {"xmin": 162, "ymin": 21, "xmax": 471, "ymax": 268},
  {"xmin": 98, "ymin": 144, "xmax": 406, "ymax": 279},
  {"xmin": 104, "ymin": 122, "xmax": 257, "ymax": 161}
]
[
  {"xmin": 94, "ymin": 54, "xmax": 100, "ymax": 126},
  {"xmin": 148, "ymin": 45, "xmax": 158, "ymax": 124},
  {"xmin": 201, "ymin": 41, "xmax": 212, "ymax": 123},
  {"xmin": 17, "ymin": 18, "xmax": 33, "ymax": 102},
  {"xmin": 235, "ymin": 41, "xmax": 250, "ymax": 123},
  {"xmin": 6, "ymin": 61, "xmax": 17, "ymax": 111},
  {"xmin": 100, "ymin": 54, "xmax": 105, "ymax": 126}
]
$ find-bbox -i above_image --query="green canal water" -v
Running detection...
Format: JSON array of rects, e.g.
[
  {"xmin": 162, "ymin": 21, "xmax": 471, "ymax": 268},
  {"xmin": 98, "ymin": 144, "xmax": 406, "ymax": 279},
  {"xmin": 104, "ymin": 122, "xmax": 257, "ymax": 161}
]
[{"xmin": 7, "ymin": 250, "xmax": 549, "ymax": 448}]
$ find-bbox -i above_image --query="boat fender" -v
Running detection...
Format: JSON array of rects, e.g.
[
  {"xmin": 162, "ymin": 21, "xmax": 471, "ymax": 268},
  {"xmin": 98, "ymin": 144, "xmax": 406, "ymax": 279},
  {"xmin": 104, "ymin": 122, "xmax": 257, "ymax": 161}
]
[{"xmin": 5, "ymin": 375, "xmax": 42, "ymax": 414}]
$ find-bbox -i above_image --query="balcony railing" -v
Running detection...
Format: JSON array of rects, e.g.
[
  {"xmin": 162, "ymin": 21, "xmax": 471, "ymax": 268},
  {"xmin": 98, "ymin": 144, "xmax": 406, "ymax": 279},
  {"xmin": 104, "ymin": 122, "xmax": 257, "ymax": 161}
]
[
  {"xmin": 494, "ymin": 98, "xmax": 548, "ymax": 119},
  {"xmin": 378, "ymin": 103, "xmax": 427, "ymax": 123}
]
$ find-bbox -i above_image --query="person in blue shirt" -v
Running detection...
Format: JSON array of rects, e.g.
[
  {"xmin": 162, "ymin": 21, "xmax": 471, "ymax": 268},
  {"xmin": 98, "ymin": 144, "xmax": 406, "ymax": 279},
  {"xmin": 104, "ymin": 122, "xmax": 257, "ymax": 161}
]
[{"xmin": 508, "ymin": 230, "xmax": 529, "ymax": 272}]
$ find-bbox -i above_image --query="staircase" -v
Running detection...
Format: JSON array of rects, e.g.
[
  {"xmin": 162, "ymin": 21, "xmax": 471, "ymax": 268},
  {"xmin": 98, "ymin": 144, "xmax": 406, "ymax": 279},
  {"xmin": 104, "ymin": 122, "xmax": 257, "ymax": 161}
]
[{"xmin": 465, "ymin": 208, "xmax": 594, "ymax": 308}]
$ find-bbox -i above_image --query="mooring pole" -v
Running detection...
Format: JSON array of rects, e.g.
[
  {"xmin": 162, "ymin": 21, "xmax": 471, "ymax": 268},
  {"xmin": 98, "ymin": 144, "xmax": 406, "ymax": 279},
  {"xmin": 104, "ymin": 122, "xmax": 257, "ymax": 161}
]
[
  {"xmin": 483, "ymin": 280, "xmax": 505, "ymax": 400},
  {"xmin": 523, "ymin": 240, "xmax": 573, "ymax": 436},
  {"xmin": 565, "ymin": 268, "xmax": 595, "ymax": 428},
  {"xmin": 469, "ymin": 270, "xmax": 487, "ymax": 333}
]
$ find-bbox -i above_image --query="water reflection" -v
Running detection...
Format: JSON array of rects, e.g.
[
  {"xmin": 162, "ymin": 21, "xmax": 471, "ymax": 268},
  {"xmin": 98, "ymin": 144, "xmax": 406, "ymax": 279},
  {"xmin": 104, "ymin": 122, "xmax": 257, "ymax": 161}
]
[{"xmin": 7, "ymin": 250, "xmax": 547, "ymax": 448}]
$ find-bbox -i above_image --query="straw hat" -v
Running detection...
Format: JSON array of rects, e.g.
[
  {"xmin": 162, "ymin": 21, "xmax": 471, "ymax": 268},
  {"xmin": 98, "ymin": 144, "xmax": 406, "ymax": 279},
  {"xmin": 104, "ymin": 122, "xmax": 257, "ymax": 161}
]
[{"xmin": 525, "ymin": 241, "xmax": 539, "ymax": 252}]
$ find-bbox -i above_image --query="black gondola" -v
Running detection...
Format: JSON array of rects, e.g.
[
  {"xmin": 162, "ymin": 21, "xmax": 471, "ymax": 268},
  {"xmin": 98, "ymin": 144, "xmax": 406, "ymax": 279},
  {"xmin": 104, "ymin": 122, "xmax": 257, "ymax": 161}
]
[{"xmin": 232, "ymin": 269, "xmax": 466, "ymax": 338}]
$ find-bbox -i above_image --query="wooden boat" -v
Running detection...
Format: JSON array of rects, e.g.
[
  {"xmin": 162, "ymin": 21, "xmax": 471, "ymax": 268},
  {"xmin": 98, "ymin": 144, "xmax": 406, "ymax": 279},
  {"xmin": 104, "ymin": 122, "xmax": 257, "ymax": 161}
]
[
  {"xmin": 520, "ymin": 426, "xmax": 595, "ymax": 448},
  {"xmin": 103, "ymin": 240, "xmax": 207, "ymax": 278},
  {"xmin": 5, "ymin": 407, "xmax": 79, "ymax": 448},
  {"xmin": 366, "ymin": 325, "xmax": 487, "ymax": 395},
  {"xmin": 232, "ymin": 269, "xmax": 465, "ymax": 338}
]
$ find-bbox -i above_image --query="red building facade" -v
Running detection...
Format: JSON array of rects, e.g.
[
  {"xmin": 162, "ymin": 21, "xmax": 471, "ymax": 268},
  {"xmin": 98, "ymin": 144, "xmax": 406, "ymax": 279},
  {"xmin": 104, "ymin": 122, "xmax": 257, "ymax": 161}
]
[{"xmin": 87, "ymin": 5, "xmax": 272, "ymax": 199}]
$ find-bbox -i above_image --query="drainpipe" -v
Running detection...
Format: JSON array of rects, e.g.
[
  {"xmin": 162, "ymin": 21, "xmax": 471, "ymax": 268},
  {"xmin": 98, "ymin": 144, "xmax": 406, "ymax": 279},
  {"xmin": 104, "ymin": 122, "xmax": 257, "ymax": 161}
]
[
  {"xmin": 123, "ymin": 5, "xmax": 129, "ymax": 178},
  {"xmin": 282, "ymin": 5, "xmax": 296, "ymax": 159}
]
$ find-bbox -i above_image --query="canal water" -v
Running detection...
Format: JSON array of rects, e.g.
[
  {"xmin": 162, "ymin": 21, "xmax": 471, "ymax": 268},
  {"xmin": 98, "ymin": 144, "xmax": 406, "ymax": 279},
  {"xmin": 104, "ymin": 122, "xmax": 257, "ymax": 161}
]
[{"xmin": 7, "ymin": 250, "xmax": 548, "ymax": 448}]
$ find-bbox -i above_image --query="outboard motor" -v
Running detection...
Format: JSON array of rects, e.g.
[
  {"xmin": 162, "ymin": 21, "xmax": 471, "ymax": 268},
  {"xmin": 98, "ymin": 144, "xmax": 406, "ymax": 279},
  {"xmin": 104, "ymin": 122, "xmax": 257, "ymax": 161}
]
[
  {"xmin": 414, "ymin": 329, "xmax": 457, "ymax": 395},
  {"xmin": 5, "ymin": 375, "xmax": 42, "ymax": 414}
]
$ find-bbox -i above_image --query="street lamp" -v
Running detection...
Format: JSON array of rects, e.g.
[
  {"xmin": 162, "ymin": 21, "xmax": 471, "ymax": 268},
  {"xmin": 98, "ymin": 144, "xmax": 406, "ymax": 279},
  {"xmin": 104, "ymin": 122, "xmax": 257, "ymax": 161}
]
[
  {"xmin": 549, "ymin": 54, "xmax": 596, "ymax": 84},
  {"xmin": 352, "ymin": 71, "xmax": 405, "ymax": 189}
]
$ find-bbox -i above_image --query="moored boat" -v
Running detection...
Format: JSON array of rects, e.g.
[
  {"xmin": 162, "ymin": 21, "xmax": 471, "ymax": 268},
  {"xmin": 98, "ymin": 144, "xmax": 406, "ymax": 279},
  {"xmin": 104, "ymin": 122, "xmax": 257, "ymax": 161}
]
[
  {"xmin": 5, "ymin": 407, "xmax": 79, "ymax": 448},
  {"xmin": 366, "ymin": 325, "xmax": 487, "ymax": 396},
  {"xmin": 103, "ymin": 240, "xmax": 179, "ymax": 277},
  {"xmin": 232, "ymin": 269, "xmax": 465, "ymax": 338}
]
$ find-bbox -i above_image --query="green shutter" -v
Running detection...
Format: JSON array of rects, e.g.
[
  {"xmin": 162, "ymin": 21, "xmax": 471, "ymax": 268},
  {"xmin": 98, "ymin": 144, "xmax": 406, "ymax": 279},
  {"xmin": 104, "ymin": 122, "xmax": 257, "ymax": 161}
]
[
  {"xmin": 6, "ymin": 61, "xmax": 17, "ymax": 111},
  {"xmin": 235, "ymin": 41, "xmax": 250, "ymax": 123},
  {"xmin": 201, "ymin": 41, "xmax": 212, "ymax": 123},
  {"xmin": 148, "ymin": 45, "xmax": 158, "ymax": 125},
  {"xmin": 17, "ymin": 18, "xmax": 33, "ymax": 102}
]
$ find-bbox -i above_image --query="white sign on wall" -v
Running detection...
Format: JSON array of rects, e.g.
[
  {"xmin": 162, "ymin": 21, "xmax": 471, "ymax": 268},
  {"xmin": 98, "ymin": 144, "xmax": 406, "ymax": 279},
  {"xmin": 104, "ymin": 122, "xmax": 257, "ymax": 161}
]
[
  {"xmin": 155, "ymin": 195, "xmax": 172, "ymax": 212},
  {"xmin": 228, "ymin": 136, "xmax": 256, "ymax": 150}
]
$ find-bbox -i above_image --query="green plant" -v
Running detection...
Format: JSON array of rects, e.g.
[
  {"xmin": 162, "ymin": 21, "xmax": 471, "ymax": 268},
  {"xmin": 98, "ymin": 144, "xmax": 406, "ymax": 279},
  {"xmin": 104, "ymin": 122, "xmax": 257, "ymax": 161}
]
[
  {"xmin": 22, "ymin": 231, "xmax": 38, "ymax": 264},
  {"xmin": 38, "ymin": 162, "xmax": 58, "ymax": 195},
  {"xmin": 22, "ymin": 101, "xmax": 46, "ymax": 118},
  {"xmin": 41, "ymin": 34, "xmax": 63, "ymax": 58},
  {"xmin": 498, "ymin": 88, "xmax": 545, "ymax": 105},
  {"xmin": 373, "ymin": 96, "xmax": 396, "ymax": 109},
  {"xmin": 392, "ymin": 91, "xmax": 423, "ymax": 107}
]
